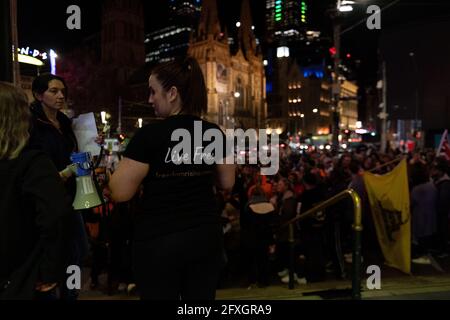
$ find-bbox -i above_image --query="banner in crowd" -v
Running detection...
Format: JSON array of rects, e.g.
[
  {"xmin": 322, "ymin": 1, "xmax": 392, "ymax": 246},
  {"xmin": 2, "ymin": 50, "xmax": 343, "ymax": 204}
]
[
  {"xmin": 436, "ymin": 129, "xmax": 450, "ymax": 160},
  {"xmin": 363, "ymin": 159, "xmax": 411, "ymax": 274}
]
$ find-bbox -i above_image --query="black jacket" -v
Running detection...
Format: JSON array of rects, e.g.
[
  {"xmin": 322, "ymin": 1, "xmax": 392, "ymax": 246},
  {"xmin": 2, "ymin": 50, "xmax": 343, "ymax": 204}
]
[
  {"xmin": 28, "ymin": 102, "xmax": 78, "ymax": 172},
  {"xmin": 0, "ymin": 150, "xmax": 72, "ymax": 300}
]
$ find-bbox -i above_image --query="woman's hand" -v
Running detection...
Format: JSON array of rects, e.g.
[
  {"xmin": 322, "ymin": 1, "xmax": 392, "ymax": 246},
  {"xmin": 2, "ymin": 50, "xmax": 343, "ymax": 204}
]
[
  {"xmin": 59, "ymin": 164, "xmax": 77, "ymax": 181},
  {"xmin": 35, "ymin": 282, "xmax": 58, "ymax": 293},
  {"xmin": 95, "ymin": 134, "xmax": 105, "ymax": 146}
]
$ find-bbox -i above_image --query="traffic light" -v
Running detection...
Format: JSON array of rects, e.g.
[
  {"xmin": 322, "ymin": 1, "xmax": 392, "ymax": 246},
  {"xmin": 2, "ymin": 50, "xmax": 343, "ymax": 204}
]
[{"xmin": 329, "ymin": 47, "xmax": 337, "ymax": 57}]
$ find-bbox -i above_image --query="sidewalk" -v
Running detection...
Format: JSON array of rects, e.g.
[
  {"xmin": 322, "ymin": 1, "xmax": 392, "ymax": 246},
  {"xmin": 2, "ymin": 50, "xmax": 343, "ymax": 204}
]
[{"xmin": 79, "ymin": 272, "xmax": 450, "ymax": 300}]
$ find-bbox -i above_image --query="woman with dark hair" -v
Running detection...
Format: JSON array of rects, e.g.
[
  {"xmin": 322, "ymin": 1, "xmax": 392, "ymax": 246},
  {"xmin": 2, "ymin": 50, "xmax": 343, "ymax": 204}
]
[
  {"xmin": 28, "ymin": 73, "xmax": 88, "ymax": 300},
  {"xmin": 110, "ymin": 57, "xmax": 235, "ymax": 300},
  {"xmin": 29, "ymin": 73, "xmax": 77, "ymax": 175},
  {"xmin": 0, "ymin": 82, "xmax": 70, "ymax": 300}
]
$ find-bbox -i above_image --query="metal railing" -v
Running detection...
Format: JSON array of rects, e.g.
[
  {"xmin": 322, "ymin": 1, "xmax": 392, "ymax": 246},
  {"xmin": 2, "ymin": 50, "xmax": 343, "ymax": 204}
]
[{"xmin": 284, "ymin": 189, "xmax": 363, "ymax": 300}]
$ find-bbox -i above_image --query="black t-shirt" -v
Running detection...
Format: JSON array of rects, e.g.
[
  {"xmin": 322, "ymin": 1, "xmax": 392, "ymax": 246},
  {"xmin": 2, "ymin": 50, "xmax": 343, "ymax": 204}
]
[{"xmin": 124, "ymin": 114, "xmax": 227, "ymax": 240}]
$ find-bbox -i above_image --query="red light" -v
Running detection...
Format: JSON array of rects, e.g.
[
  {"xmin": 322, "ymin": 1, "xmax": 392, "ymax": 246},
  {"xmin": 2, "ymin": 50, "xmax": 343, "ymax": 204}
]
[
  {"xmin": 329, "ymin": 47, "xmax": 337, "ymax": 56},
  {"xmin": 346, "ymin": 53, "xmax": 351, "ymax": 59}
]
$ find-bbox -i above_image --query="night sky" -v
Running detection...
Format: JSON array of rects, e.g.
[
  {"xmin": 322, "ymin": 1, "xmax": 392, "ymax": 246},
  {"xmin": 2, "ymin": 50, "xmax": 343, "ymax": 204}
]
[{"xmin": 17, "ymin": 0, "xmax": 450, "ymax": 89}]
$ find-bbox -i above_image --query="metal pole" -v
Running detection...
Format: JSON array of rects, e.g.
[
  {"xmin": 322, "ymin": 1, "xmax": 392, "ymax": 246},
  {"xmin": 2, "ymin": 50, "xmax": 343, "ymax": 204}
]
[
  {"xmin": 0, "ymin": 0, "xmax": 13, "ymax": 82},
  {"xmin": 10, "ymin": 0, "xmax": 20, "ymax": 86},
  {"xmin": 288, "ymin": 223, "xmax": 295, "ymax": 290},
  {"xmin": 332, "ymin": 16, "xmax": 341, "ymax": 149},
  {"xmin": 411, "ymin": 54, "xmax": 420, "ymax": 133},
  {"xmin": 380, "ymin": 62, "xmax": 388, "ymax": 153},
  {"xmin": 352, "ymin": 221, "xmax": 363, "ymax": 300},
  {"xmin": 118, "ymin": 96, "xmax": 122, "ymax": 134}
]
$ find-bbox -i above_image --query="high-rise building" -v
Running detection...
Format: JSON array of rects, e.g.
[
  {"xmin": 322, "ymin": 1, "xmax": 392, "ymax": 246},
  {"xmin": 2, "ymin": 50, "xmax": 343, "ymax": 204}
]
[
  {"xmin": 145, "ymin": 0, "xmax": 201, "ymax": 64},
  {"xmin": 266, "ymin": 0, "xmax": 308, "ymax": 43}
]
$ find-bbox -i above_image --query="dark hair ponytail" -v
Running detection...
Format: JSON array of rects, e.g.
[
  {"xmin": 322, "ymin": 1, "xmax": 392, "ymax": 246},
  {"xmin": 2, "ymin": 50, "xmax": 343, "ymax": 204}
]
[{"xmin": 151, "ymin": 56, "xmax": 207, "ymax": 116}]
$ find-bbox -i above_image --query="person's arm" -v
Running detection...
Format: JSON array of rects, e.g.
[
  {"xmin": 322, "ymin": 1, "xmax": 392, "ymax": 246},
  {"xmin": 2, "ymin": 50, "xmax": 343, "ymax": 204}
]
[
  {"xmin": 215, "ymin": 164, "xmax": 236, "ymax": 192},
  {"xmin": 109, "ymin": 157, "xmax": 149, "ymax": 203}
]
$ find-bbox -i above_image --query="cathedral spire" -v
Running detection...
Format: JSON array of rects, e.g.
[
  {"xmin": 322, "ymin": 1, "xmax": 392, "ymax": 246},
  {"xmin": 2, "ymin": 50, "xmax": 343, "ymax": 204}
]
[
  {"xmin": 196, "ymin": 0, "xmax": 222, "ymax": 41},
  {"xmin": 238, "ymin": 0, "xmax": 257, "ymax": 57}
]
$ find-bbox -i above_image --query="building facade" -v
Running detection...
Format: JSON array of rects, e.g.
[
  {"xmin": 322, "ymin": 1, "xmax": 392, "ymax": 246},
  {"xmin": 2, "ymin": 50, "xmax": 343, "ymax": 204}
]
[
  {"xmin": 266, "ymin": 0, "xmax": 308, "ymax": 44},
  {"xmin": 266, "ymin": 55, "xmax": 333, "ymax": 139},
  {"xmin": 145, "ymin": 0, "xmax": 201, "ymax": 64},
  {"xmin": 188, "ymin": 0, "xmax": 266, "ymax": 129},
  {"xmin": 339, "ymin": 79, "xmax": 358, "ymax": 131}
]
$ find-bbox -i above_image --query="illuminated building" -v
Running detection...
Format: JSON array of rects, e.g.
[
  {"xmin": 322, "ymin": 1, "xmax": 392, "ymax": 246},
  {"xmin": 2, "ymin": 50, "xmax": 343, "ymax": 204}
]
[
  {"xmin": 188, "ymin": 0, "xmax": 266, "ymax": 129},
  {"xmin": 145, "ymin": 0, "xmax": 201, "ymax": 63},
  {"xmin": 266, "ymin": 0, "xmax": 308, "ymax": 43}
]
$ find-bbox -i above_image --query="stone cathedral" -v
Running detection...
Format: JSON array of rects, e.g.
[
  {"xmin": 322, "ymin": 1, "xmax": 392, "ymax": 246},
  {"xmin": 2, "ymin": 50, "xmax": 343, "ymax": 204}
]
[{"xmin": 188, "ymin": 0, "xmax": 267, "ymax": 129}]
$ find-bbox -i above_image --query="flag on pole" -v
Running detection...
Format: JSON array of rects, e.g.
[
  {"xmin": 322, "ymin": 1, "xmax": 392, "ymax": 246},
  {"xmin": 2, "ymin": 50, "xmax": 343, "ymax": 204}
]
[
  {"xmin": 436, "ymin": 130, "xmax": 450, "ymax": 160},
  {"xmin": 363, "ymin": 159, "xmax": 411, "ymax": 274}
]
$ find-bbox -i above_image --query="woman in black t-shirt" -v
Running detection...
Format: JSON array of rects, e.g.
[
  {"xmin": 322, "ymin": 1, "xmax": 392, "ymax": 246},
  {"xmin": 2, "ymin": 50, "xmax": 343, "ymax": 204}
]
[{"xmin": 110, "ymin": 57, "xmax": 235, "ymax": 300}]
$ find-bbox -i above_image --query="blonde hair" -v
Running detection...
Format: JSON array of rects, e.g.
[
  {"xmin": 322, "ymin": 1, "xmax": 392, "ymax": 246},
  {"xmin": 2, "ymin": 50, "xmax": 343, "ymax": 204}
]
[{"xmin": 0, "ymin": 82, "xmax": 30, "ymax": 160}]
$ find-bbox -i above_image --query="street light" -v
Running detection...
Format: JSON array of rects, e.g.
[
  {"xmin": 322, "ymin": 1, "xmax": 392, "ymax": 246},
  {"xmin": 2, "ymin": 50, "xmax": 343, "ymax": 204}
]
[
  {"xmin": 339, "ymin": 0, "xmax": 354, "ymax": 12},
  {"xmin": 101, "ymin": 111, "xmax": 107, "ymax": 124}
]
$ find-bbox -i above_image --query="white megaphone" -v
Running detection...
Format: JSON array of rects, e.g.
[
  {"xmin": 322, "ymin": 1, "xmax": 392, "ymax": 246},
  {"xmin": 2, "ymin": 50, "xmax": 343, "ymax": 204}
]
[{"xmin": 70, "ymin": 152, "xmax": 103, "ymax": 210}]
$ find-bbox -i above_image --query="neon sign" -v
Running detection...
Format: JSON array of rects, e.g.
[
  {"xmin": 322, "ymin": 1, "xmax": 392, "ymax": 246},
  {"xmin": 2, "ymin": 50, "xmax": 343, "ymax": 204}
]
[
  {"xmin": 18, "ymin": 47, "xmax": 48, "ymax": 60},
  {"xmin": 16, "ymin": 47, "xmax": 57, "ymax": 71}
]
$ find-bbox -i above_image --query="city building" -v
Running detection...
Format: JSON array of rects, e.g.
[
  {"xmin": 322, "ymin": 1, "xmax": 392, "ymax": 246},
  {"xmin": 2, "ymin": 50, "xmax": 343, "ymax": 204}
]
[
  {"xmin": 339, "ymin": 79, "xmax": 358, "ymax": 131},
  {"xmin": 145, "ymin": 0, "xmax": 201, "ymax": 64},
  {"xmin": 188, "ymin": 0, "xmax": 266, "ymax": 129},
  {"xmin": 57, "ymin": 0, "xmax": 148, "ymax": 133},
  {"xmin": 266, "ymin": 54, "xmax": 333, "ymax": 141},
  {"xmin": 265, "ymin": 0, "xmax": 308, "ymax": 44}
]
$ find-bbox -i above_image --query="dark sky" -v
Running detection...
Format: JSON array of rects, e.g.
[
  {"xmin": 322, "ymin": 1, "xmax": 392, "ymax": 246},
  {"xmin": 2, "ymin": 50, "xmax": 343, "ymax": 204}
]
[
  {"xmin": 17, "ymin": 0, "xmax": 450, "ymax": 88},
  {"xmin": 16, "ymin": 0, "xmax": 351, "ymax": 51}
]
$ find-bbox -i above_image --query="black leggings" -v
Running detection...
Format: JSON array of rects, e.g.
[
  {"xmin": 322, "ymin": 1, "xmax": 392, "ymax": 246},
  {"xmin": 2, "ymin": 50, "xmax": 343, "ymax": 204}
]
[{"xmin": 133, "ymin": 224, "xmax": 225, "ymax": 300}]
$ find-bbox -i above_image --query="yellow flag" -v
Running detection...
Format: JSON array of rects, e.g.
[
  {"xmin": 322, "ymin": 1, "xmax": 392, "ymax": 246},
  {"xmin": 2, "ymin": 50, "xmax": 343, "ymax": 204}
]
[{"xmin": 363, "ymin": 159, "xmax": 411, "ymax": 274}]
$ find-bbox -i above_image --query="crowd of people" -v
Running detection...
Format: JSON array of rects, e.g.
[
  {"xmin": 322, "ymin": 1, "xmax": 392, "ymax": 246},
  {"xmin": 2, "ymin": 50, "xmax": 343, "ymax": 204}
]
[
  {"xmin": 217, "ymin": 145, "xmax": 450, "ymax": 288},
  {"xmin": 1, "ymin": 59, "xmax": 449, "ymax": 300}
]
